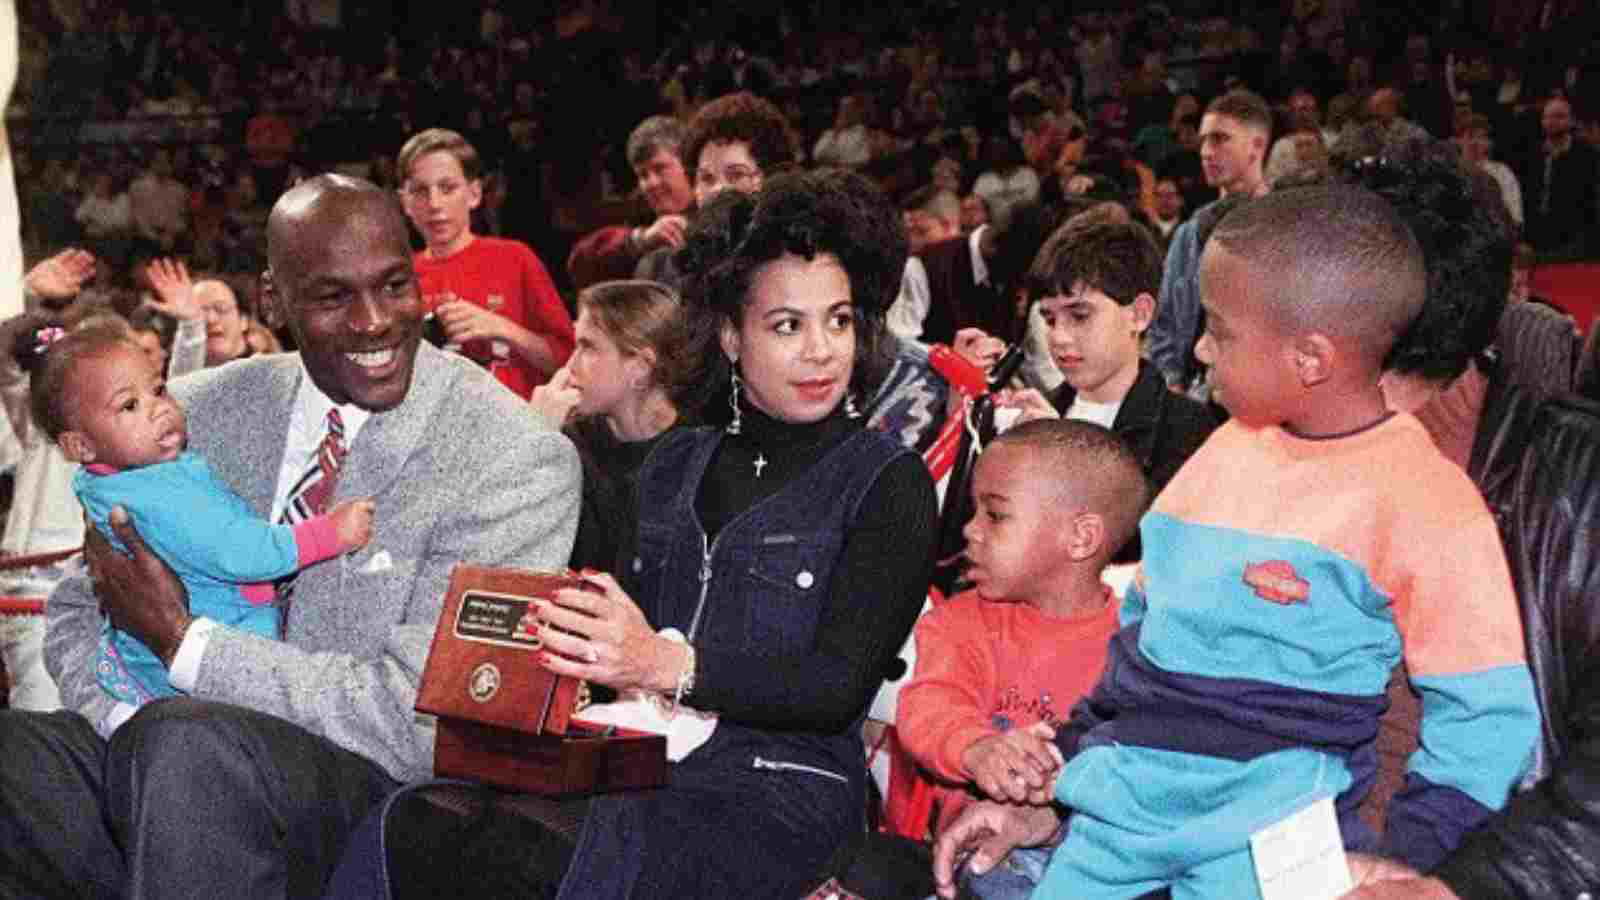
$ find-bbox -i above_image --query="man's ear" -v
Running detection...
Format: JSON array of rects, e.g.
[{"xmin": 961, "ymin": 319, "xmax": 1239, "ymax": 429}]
[
  {"xmin": 259, "ymin": 267, "xmax": 285, "ymax": 330},
  {"xmin": 1292, "ymin": 333, "xmax": 1337, "ymax": 387},
  {"xmin": 59, "ymin": 431, "xmax": 94, "ymax": 464}
]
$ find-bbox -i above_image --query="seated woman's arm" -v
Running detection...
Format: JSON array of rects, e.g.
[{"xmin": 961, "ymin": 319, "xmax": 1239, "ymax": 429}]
[{"xmin": 692, "ymin": 454, "xmax": 937, "ymax": 733}]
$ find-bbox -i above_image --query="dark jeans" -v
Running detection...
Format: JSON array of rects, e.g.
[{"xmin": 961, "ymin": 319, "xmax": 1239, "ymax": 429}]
[{"xmin": 0, "ymin": 699, "xmax": 397, "ymax": 900}]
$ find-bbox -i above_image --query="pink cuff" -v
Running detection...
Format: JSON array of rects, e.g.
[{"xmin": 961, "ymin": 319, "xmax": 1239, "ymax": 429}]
[
  {"xmin": 240, "ymin": 583, "xmax": 276, "ymax": 606},
  {"xmin": 293, "ymin": 516, "xmax": 344, "ymax": 567}
]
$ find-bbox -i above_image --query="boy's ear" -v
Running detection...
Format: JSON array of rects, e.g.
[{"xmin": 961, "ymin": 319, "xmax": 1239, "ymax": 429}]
[
  {"xmin": 1129, "ymin": 293, "xmax": 1156, "ymax": 334},
  {"xmin": 1066, "ymin": 511, "xmax": 1106, "ymax": 563},
  {"xmin": 58, "ymin": 430, "xmax": 94, "ymax": 463},
  {"xmin": 1291, "ymin": 333, "xmax": 1337, "ymax": 387}
]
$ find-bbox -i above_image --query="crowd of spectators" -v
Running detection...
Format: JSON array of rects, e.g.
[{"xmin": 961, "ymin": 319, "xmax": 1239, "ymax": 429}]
[
  {"xmin": 3, "ymin": 0, "xmax": 1600, "ymax": 898},
  {"xmin": 8, "ymin": 0, "xmax": 1600, "ymax": 322}
]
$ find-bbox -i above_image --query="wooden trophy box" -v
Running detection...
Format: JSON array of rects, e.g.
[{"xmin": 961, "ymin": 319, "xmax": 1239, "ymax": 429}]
[{"xmin": 415, "ymin": 565, "xmax": 667, "ymax": 795}]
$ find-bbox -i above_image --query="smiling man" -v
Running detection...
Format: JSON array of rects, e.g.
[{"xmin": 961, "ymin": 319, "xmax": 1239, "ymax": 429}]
[
  {"xmin": 0, "ymin": 174, "xmax": 581, "ymax": 900},
  {"xmin": 566, "ymin": 115, "xmax": 696, "ymax": 290}
]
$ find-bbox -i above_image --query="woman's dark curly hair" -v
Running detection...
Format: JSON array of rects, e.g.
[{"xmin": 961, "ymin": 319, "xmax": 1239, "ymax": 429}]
[
  {"xmin": 680, "ymin": 92, "xmax": 800, "ymax": 177},
  {"xmin": 1330, "ymin": 126, "xmax": 1515, "ymax": 381},
  {"xmin": 675, "ymin": 168, "xmax": 907, "ymax": 425}
]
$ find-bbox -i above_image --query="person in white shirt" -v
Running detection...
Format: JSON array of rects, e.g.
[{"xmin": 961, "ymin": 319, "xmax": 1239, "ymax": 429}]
[{"xmin": 1455, "ymin": 112, "xmax": 1522, "ymax": 225}]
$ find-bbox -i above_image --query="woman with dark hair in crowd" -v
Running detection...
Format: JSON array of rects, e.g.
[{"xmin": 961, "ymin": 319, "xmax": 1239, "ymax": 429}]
[
  {"xmin": 529, "ymin": 279, "xmax": 695, "ymax": 573},
  {"xmin": 635, "ymin": 90, "xmax": 801, "ymax": 290},
  {"xmin": 329, "ymin": 168, "xmax": 938, "ymax": 899}
]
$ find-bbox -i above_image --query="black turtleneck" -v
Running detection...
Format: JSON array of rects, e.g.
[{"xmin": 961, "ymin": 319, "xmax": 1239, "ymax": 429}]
[{"xmin": 684, "ymin": 403, "xmax": 939, "ymax": 731}]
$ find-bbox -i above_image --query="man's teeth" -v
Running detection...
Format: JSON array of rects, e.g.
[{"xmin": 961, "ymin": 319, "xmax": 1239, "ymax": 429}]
[{"xmin": 348, "ymin": 348, "xmax": 395, "ymax": 367}]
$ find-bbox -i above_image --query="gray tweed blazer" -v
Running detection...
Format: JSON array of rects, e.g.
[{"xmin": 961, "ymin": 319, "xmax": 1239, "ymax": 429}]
[{"xmin": 45, "ymin": 342, "xmax": 581, "ymax": 781}]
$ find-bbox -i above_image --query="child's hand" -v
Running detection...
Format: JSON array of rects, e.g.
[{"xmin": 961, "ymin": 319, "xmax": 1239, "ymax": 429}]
[
  {"xmin": 993, "ymin": 387, "xmax": 1060, "ymax": 425},
  {"xmin": 329, "ymin": 499, "xmax": 376, "ymax": 551},
  {"xmin": 144, "ymin": 257, "xmax": 202, "ymax": 321},
  {"xmin": 961, "ymin": 722, "xmax": 1065, "ymax": 804},
  {"xmin": 529, "ymin": 364, "xmax": 581, "ymax": 428},
  {"xmin": 953, "ymin": 327, "xmax": 1006, "ymax": 371}
]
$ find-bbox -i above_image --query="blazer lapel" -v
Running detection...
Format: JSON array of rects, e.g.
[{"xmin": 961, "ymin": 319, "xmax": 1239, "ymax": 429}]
[{"xmin": 340, "ymin": 343, "xmax": 447, "ymax": 501}]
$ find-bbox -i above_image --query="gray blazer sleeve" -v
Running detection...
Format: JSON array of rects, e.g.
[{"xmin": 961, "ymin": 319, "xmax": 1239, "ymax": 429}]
[{"xmin": 43, "ymin": 562, "xmax": 117, "ymax": 727}]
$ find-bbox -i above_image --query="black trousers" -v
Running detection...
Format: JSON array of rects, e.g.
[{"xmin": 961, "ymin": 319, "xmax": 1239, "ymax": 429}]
[{"xmin": 0, "ymin": 699, "xmax": 397, "ymax": 900}]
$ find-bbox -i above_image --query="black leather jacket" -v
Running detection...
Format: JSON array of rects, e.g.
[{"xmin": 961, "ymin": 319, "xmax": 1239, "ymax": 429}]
[{"xmin": 1433, "ymin": 373, "xmax": 1600, "ymax": 899}]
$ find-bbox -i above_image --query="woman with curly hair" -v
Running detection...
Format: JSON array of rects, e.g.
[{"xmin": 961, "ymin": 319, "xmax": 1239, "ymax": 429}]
[
  {"xmin": 635, "ymin": 91, "xmax": 801, "ymax": 290},
  {"xmin": 331, "ymin": 169, "xmax": 938, "ymax": 900}
]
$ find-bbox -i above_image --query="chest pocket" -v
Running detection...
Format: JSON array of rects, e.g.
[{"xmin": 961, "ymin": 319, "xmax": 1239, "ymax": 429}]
[
  {"xmin": 742, "ymin": 530, "xmax": 831, "ymax": 652},
  {"xmin": 625, "ymin": 522, "xmax": 676, "ymax": 624}
]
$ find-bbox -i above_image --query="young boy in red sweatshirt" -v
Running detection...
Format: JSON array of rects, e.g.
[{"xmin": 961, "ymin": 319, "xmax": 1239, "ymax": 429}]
[
  {"xmin": 896, "ymin": 418, "xmax": 1149, "ymax": 894},
  {"xmin": 398, "ymin": 128, "xmax": 575, "ymax": 398}
]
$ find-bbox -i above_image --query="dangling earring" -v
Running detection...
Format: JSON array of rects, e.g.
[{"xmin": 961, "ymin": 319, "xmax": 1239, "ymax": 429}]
[
  {"xmin": 844, "ymin": 391, "xmax": 862, "ymax": 419},
  {"xmin": 726, "ymin": 359, "xmax": 743, "ymax": 435}
]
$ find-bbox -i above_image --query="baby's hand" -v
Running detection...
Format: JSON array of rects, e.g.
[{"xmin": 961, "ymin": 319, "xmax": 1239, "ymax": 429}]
[
  {"xmin": 961, "ymin": 722, "xmax": 1064, "ymax": 805},
  {"xmin": 329, "ymin": 499, "xmax": 376, "ymax": 551}
]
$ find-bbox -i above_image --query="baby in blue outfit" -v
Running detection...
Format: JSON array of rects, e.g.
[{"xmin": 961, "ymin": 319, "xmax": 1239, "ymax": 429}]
[{"xmin": 32, "ymin": 319, "xmax": 373, "ymax": 708}]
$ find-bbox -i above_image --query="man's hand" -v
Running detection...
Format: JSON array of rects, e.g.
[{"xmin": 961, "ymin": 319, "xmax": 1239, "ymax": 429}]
[
  {"xmin": 1341, "ymin": 876, "xmax": 1458, "ymax": 899},
  {"xmin": 85, "ymin": 506, "xmax": 192, "ymax": 667},
  {"xmin": 144, "ymin": 257, "xmax": 203, "ymax": 321},
  {"xmin": 639, "ymin": 215, "xmax": 689, "ymax": 252},
  {"xmin": 25, "ymin": 248, "xmax": 96, "ymax": 302},
  {"xmin": 1340, "ymin": 855, "xmax": 1456, "ymax": 899},
  {"xmin": 961, "ymin": 723, "xmax": 1063, "ymax": 804},
  {"xmin": 932, "ymin": 800, "xmax": 1063, "ymax": 899}
]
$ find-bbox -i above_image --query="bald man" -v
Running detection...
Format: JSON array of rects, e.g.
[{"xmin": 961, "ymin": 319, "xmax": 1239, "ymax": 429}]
[{"xmin": 0, "ymin": 174, "xmax": 580, "ymax": 899}]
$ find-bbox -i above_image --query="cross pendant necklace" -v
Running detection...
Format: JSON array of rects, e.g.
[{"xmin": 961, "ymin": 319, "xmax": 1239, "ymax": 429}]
[{"xmin": 753, "ymin": 453, "xmax": 768, "ymax": 478}]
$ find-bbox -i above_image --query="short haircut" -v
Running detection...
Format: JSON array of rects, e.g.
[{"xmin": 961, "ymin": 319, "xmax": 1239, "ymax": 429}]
[
  {"xmin": 626, "ymin": 116, "xmax": 685, "ymax": 168},
  {"xmin": 988, "ymin": 418, "xmax": 1150, "ymax": 562},
  {"xmin": 1208, "ymin": 182, "xmax": 1426, "ymax": 359},
  {"xmin": 681, "ymin": 92, "xmax": 799, "ymax": 176},
  {"xmin": 677, "ymin": 169, "xmax": 905, "ymax": 423},
  {"xmin": 1456, "ymin": 111, "xmax": 1492, "ymax": 135},
  {"xmin": 902, "ymin": 185, "xmax": 960, "ymax": 223},
  {"xmin": 30, "ymin": 317, "xmax": 139, "ymax": 441},
  {"xmin": 1027, "ymin": 220, "xmax": 1163, "ymax": 306},
  {"xmin": 397, "ymin": 128, "xmax": 481, "ymax": 182},
  {"xmin": 1336, "ymin": 134, "xmax": 1515, "ymax": 381},
  {"xmin": 575, "ymin": 279, "xmax": 696, "ymax": 415},
  {"xmin": 1205, "ymin": 89, "xmax": 1273, "ymax": 135}
]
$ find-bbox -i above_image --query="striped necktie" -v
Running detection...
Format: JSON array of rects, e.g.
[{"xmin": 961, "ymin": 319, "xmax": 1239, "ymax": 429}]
[
  {"xmin": 274, "ymin": 409, "xmax": 347, "ymax": 630},
  {"xmin": 282, "ymin": 409, "xmax": 347, "ymax": 526}
]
